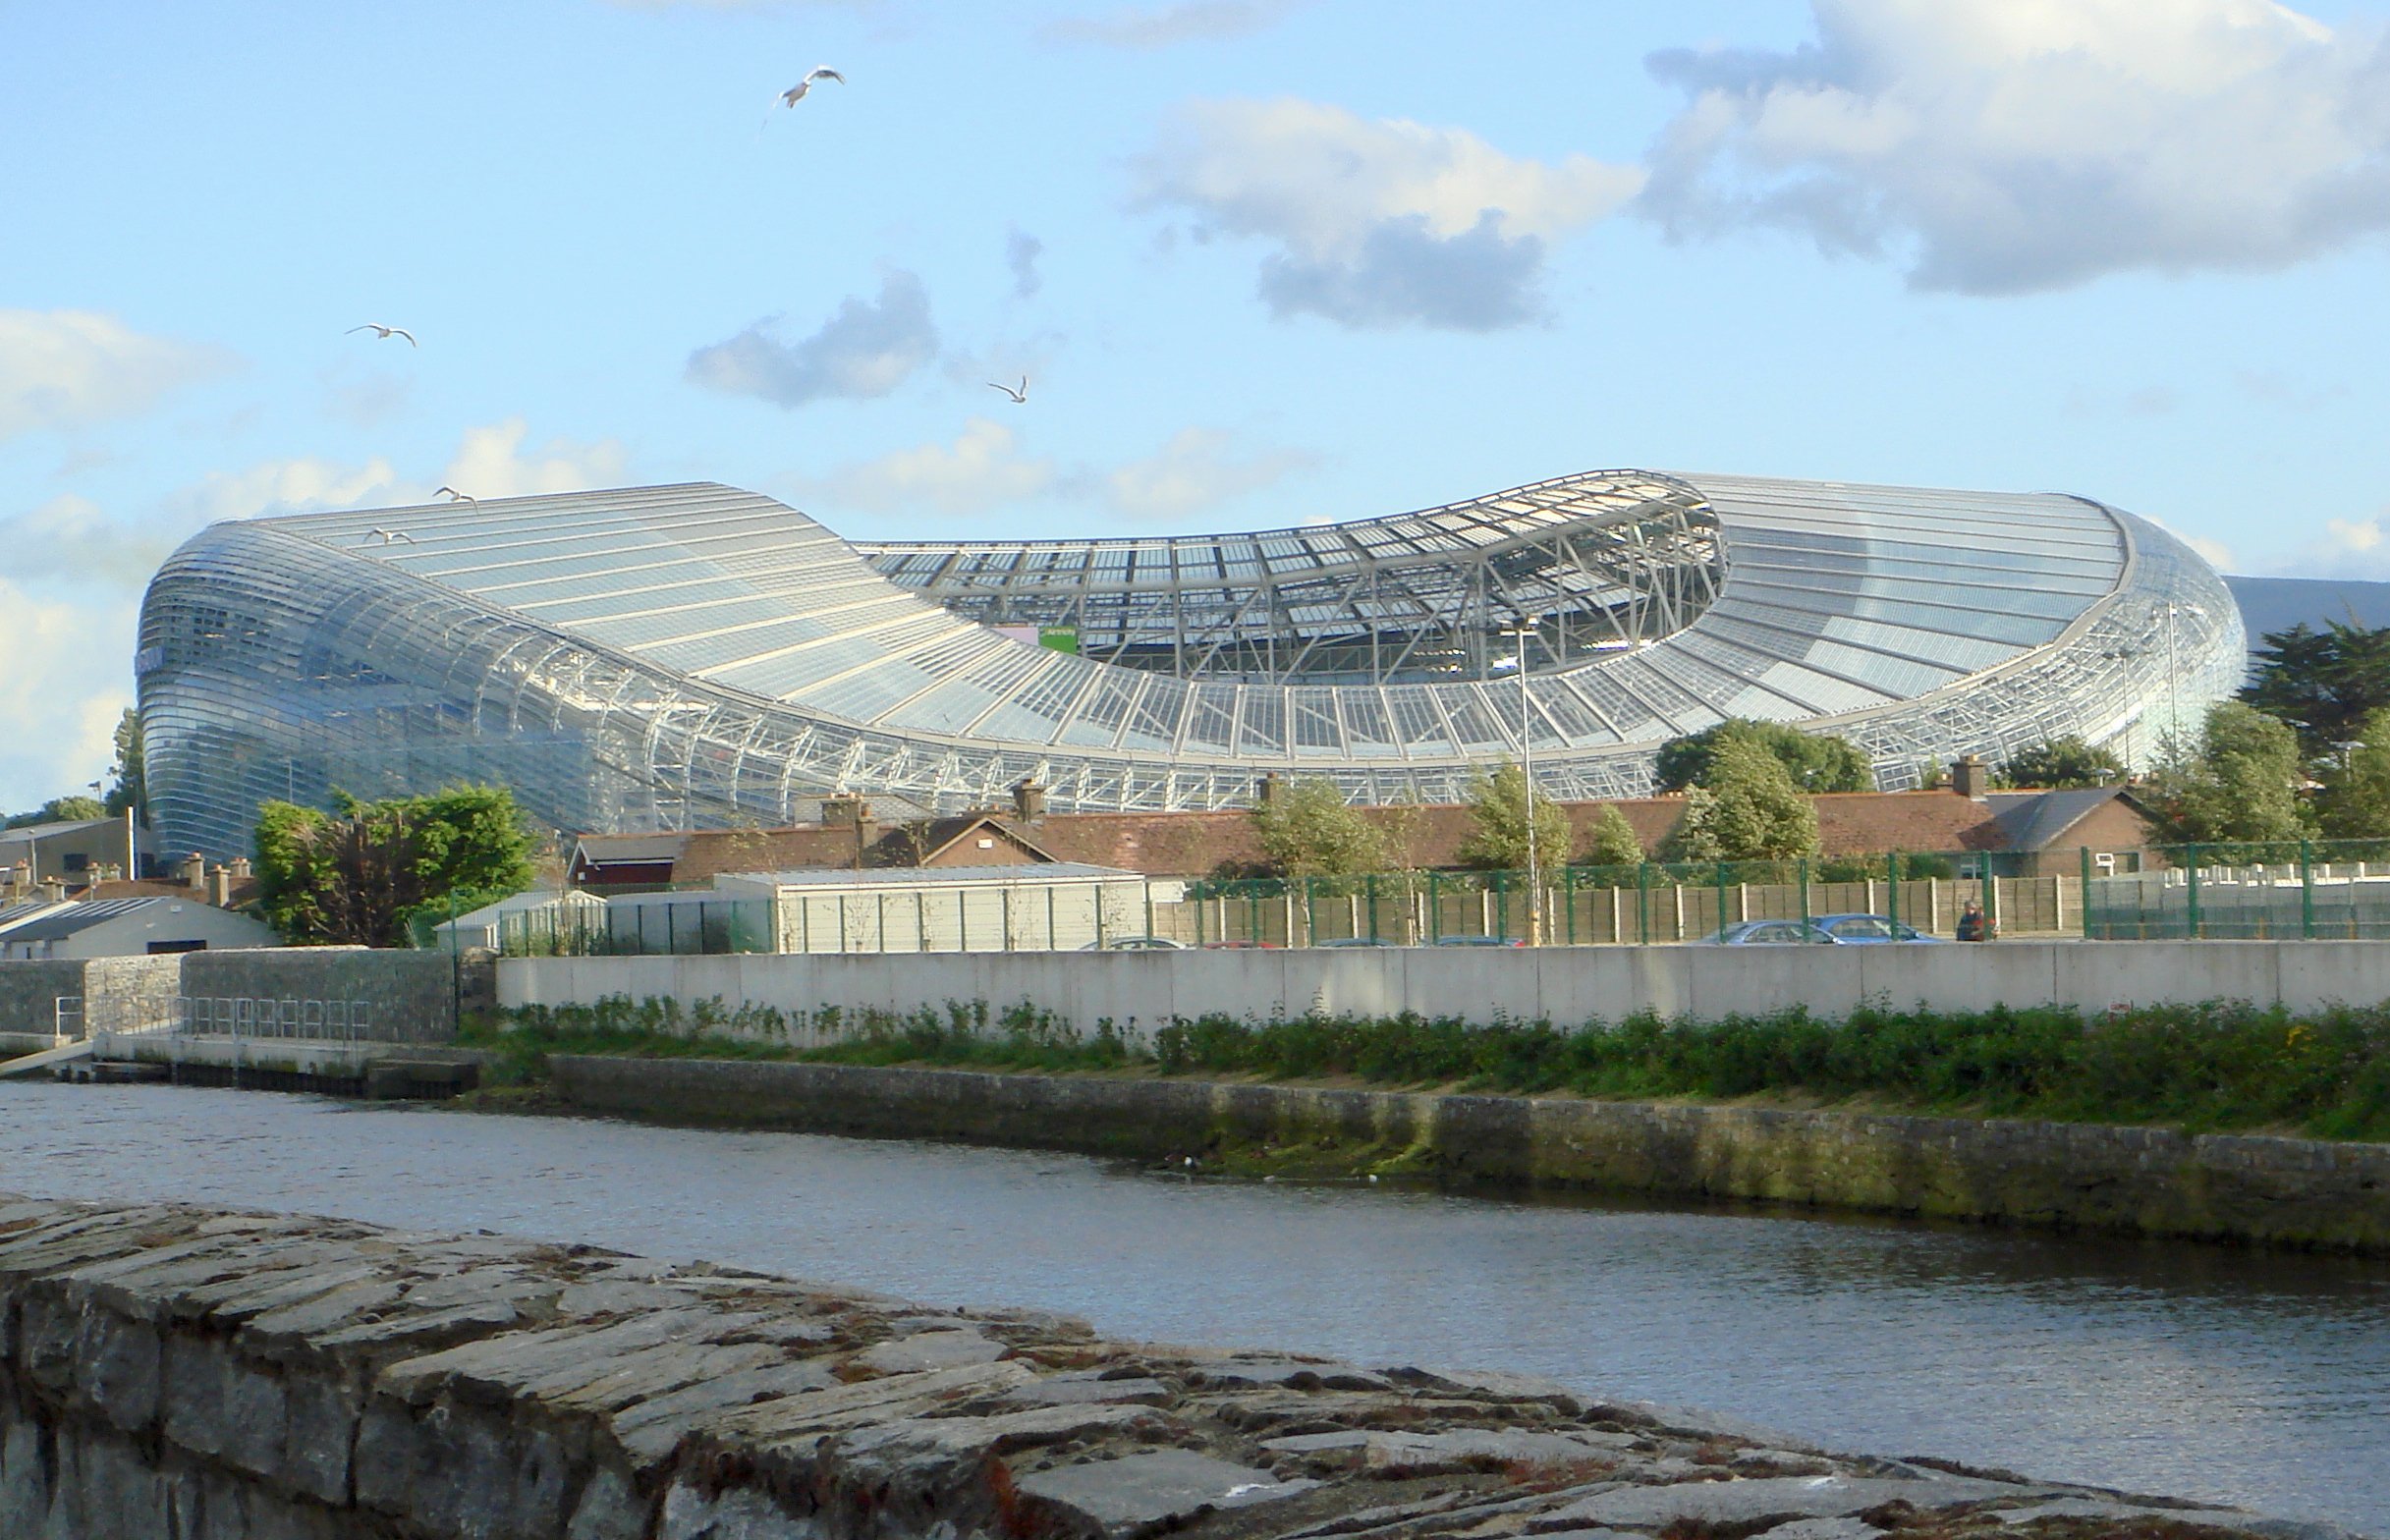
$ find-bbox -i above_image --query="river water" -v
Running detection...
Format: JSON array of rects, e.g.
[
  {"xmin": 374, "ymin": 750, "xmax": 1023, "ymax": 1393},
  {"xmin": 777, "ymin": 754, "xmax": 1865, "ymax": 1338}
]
[{"xmin": 0, "ymin": 1082, "xmax": 2382, "ymax": 1532}]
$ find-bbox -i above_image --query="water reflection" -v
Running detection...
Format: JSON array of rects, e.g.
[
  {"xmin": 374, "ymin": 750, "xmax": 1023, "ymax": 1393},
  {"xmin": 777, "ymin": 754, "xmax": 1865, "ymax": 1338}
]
[{"xmin": 0, "ymin": 1083, "xmax": 2380, "ymax": 1531}]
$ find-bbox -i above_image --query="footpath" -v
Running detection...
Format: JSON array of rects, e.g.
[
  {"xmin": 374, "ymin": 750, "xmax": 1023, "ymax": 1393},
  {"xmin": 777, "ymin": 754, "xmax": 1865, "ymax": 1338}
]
[{"xmin": 0, "ymin": 1192, "xmax": 2362, "ymax": 1539}]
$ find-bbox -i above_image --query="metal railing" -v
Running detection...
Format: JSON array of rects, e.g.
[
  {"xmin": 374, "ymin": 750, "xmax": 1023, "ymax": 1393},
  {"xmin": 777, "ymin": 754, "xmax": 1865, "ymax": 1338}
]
[
  {"xmin": 2084, "ymin": 840, "xmax": 2390, "ymax": 940},
  {"xmin": 85, "ymin": 995, "xmax": 377, "ymax": 1042}
]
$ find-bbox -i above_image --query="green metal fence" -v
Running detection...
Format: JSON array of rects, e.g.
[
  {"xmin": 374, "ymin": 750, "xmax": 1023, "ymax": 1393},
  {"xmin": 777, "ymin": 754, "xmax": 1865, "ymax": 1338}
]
[
  {"xmin": 1184, "ymin": 850, "xmax": 2041, "ymax": 947},
  {"xmin": 2084, "ymin": 839, "xmax": 2390, "ymax": 940}
]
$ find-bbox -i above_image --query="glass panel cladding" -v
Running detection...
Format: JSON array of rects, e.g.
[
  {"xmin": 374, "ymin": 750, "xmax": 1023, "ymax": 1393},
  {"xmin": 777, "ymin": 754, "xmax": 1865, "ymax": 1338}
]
[{"xmin": 138, "ymin": 475, "xmax": 2242, "ymax": 854}]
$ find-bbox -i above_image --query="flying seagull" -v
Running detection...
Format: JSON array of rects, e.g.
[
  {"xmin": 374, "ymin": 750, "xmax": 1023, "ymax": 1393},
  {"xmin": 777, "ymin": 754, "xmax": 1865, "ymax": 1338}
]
[
  {"xmin": 346, "ymin": 323, "xmax": 417, "ymax": 347},
  {"xmin": 362, "ymin": 528, "xmax": 417, "ymax": 545},
  {"xmin": 777, "ymin": 67, "xmax": 844, "ymax": 108},
  {"xmin": 987, "ymin": 375, "xmax": 1028, "ymax": 405},
  {"xmin": 436, "ymin": 486, "xmax": 477, "ymax": 505}
]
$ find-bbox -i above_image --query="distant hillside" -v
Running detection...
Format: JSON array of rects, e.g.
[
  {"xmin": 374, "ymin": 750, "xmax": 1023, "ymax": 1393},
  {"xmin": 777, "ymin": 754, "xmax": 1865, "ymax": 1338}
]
[{"xmin": 2226, "ymin": 575, "xmax": 2390, "ymax": 647}]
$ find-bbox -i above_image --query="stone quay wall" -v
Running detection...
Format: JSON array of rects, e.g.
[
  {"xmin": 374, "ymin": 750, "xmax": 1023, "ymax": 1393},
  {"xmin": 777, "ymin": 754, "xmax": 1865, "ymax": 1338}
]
[
  {"xmin": 552, "ymin": 1057, "xmax": 2390, "ymax": 1253},
  {"xmin": 0, "ymin": 1193, "xmax": 2345, "ymax": 1540}
]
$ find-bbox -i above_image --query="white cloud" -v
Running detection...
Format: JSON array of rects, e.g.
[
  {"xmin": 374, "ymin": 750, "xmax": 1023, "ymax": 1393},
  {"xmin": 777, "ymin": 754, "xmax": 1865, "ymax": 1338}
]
[
  {"xmin": 0, "ymin": 579, "xmax": 136, "ymax": 816},
  {"xmin": 187, "ymin": 456, "xmax": 414, "ymax": 523},
  {"xmin": 0, "ymin": 496, "xmax": 182, "ymax": 590},
  {"xmin": 440, "ymin": 418, "xmax": 628, "ymax": 499},
  {"xmin": 686, "ymin": 272, "xmax": 939, "ymax": 409},
  {"xmin": 1042, "ymin": 0, "xmax": 1304, "ymax": 48},
  {"xmin": 0, "ymin": 309, "xmax": 231, "ymax": 441},
  {"xmin": 1640, "ymin": 0, "xmax": 2390, "ymax": 293},
  {"xmin": 792, "ymin": 418, "xmax": 1058, "ymax": 516},
  {"xmin": 1007, "ymin": 230, "xmax": 1044, "ymax": 299},
  {"xmin": 1134, "ymin": 98, "xmax": 1642, "ymax": 329},
  {"xmin": 1104, "ymin": 427, "xmax": 1315, "ymax": 520}
]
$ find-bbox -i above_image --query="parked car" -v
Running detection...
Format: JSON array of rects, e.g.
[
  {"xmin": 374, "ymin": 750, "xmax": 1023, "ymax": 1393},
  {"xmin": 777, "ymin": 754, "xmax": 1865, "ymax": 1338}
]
[
  {"xmin": 1080, "ymin": 936, "xmax": 1187, "ymax": 951},
  {"xmin": 1200, "ymin": 939, "xmax": 1282, "ymax": 949},
  {"xmin": 1432, "ymin": 934, "xmax": 1528, "ymax": 947},
  {"xmin": 1315, "ymin": 936, "xmax": 1397, "ymax": 948},
  {"xmin": 1808, "ymin": 913, "xmax": 1946, "ymax": 944},
  {"xmin": 1695, "ymin": 919, "xmax": 1837, "ymax": 945}
]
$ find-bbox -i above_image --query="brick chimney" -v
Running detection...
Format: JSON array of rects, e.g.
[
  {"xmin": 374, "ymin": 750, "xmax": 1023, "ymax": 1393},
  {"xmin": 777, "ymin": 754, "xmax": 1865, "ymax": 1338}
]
[
  {"xmin": 1012, "ymin": 778, "xmax": 1047, "ymax": 822},
  {"xmin": 821, "ymin": 795, "xmax": 876, "ymax": 868},
  {"xmin": 207, "ymin": 863, "xmax": 233, "ymax": 908},
  {"xmin": 1952, "ymin": 754, "xmax": 1990, "ymax": 800},
  {"xmin": 227, "ymin": 856, "xmax": 252, "ymax": 880},
  {"xmin": 182, "ymin": 852, "xmax": 207, "ymax": 891},
  {"xmin": 1255, "ymin": 772, "xmax": 1283, "ymax": 807}
]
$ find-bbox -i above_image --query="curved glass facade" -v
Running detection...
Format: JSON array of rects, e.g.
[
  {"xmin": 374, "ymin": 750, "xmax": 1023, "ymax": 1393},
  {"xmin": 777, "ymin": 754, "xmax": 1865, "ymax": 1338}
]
[{"xmin": 138, "ymin": 472, "xmax": 2244, "ymax": 859}]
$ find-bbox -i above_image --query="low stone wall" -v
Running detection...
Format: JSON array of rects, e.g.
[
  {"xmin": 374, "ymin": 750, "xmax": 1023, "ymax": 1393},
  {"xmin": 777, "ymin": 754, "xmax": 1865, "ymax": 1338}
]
[
  {"xmin": 502, "ymin": 939, "xmax": 2390, "ymax": 1047},
  {"xmin": 0, "ymin": 1194, "xmax": 2339, "ymax": 1539},
  {"xmin": 551, "ymin": 1057, "xmax": 2390, "ymax": 1253},
  {"xmin": 0, "ymin": 950, "xmax": 459, "ymax": 1053}
]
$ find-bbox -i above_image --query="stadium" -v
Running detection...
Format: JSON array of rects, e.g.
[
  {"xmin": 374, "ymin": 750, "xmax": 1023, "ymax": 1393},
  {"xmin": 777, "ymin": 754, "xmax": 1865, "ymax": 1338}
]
[{"xmin": 137, "ymin": 471, "xmax": 2245, "ymax": 860}]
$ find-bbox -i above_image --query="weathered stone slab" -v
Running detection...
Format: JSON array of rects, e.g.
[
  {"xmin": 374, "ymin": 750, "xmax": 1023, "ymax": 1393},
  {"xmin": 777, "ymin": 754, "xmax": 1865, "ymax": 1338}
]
[
  {"xmin": 1535, "ymin": 1474, "xmax": 2042, "ymax": 1530},
  {"xmin": 855, "ymin": 1325, "xmax": 1010, "ymax": 1373},
  {"xmin": 1018, "ymin": 1447, "xmax": 1323, "ymax": 1535}
]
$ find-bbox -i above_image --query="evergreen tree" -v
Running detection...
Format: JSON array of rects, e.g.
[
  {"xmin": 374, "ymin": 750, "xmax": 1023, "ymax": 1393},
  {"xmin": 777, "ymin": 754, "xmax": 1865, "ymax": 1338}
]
[
  {"xmin": 4, "ymin": 795, "xmax": 105, "ymax": 829},
  {"xmin": 1655, "ymin": 718, "xmax": 1873, "ymax": 794},
  {"xmin": 105, "ymin": 708, "xmax": 145, "ymax": 820},
  {"xmin": 1582, "ymin": 804, "xmax": 1645, "ymax": 868},
  {"xmin": 2001, "ymin": 736, "xmax": 2125, "ymax": 790},
  {"xmin": 2148, "ymin": 702, "xmax": 2311, "ymax": 845},
  {"xmin": 254, "ymin": 783, "xmax": 535, "ymax": 946},
  {"xmin": 2241, "ymin": 620, "xmax": 2390, "ymax": 762},
  {"xmin": 2315, "ymin": 707, "xmax": 2390, "ymax": 841},
  {"xmin": 1662, "ymin": 739, "xmax": 1820, "ymax": 860},
  {"xmin": 1457, "ymin": 762, "xmax": 1574, "ymax": 870},
  {"xmin": 1251, "ymin": 777, "xmax": 1386, "ymax": 876}
]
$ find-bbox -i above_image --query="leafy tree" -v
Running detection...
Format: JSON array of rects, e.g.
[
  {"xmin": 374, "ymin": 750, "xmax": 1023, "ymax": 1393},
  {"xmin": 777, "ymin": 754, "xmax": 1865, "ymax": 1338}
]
[
  {"xmin": 2147, "ymin": 702, "xmax": 2311, "ymax": 846},
  {"xmin": 2001, "ymin": 736, "xmax": 2126, "ymax": 790},
  {"xmin": 1581, "ymin": 804, "xmax": 1644, "ymax": 868},
  {"xmin": 1655, "ymin": 719, "xmax": 1873, "ymax": 794},
  {"xmin": 2315, "ymin": 707, "xmax": 2390, "ymax": 840},
  {"xmin": 1457, "ymin": 762, "xmax": 1574, "ymax": 870},
  {"xmin": 1252, "ymin": 777, "xmax": 1386, "ymax": 876},
  {"xmin": 105, "ymin": 708, "xmax": 145, "ymax": 821},
  {"xmin": 1661, "ymin": 738, "xmax": 1821, "ymax": 860},
  {"xmin": 2241, "ymin": 620, "xmax": 2390, "ymax": 762},
  {"xmin": 4, "ymin": 795, "xmax": 107, "ymax": 830},
  {"xmin": 254, "ymin": 783, "xmax": 535, "ymax": 946}
]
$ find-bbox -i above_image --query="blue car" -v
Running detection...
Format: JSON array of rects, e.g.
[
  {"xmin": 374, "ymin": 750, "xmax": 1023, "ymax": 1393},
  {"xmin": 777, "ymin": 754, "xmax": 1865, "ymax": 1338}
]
[
  {"xmin": 1695, "ymin": 920, "xmax": 1836, "ymax": 945},
  {"xmin": 1807, "ymin": 913, "xmax": 1945, "ymax": 944}
]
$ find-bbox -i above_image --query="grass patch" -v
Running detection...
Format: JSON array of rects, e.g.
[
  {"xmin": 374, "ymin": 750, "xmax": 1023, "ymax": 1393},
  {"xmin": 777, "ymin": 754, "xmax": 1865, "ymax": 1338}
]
[{"xmin": 466, "ymin": 994, "xmax": 2390, "ymax": 1142}]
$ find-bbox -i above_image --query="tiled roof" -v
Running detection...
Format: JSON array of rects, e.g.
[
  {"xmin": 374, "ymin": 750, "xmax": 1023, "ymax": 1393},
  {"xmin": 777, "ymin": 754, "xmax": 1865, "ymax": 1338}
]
[{"xmin": 573, "ymin": 788, "xmax": 2158, "ymax": 884}]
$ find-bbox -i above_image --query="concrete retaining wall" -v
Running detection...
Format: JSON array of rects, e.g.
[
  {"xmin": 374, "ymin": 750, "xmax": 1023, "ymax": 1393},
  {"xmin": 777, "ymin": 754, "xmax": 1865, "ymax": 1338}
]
[
  {"xmin": 551, "ymin": 1056, "xmax": 2390, "ymax": 1253},
  {"xmin": 502, "ymin": 940, "xmax": 2390, "ymax": 1040}
]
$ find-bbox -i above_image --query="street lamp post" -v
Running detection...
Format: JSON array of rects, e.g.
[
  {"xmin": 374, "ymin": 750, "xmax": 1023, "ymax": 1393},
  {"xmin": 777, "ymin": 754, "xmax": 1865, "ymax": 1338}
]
[{"xmin": 1501, "ymin": 624, "xmax": 1542, "ymax": 947}]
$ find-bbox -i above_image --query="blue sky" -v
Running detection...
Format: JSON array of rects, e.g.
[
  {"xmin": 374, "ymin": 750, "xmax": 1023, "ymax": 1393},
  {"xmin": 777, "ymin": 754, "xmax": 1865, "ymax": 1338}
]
[{"xmin": 4, "ymin": 0, "xmax": 2388, "ymax": 814}]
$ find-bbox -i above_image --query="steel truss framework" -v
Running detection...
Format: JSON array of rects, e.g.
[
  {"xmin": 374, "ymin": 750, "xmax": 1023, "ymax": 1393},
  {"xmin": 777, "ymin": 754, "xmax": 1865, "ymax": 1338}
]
[
  {"xmin": 139, "ymin": 473, "xmax": 2245, "ymax": 860},
  {"xmin": 856, "ymin": 474, "xmax": 1724, "ymax": 685}
]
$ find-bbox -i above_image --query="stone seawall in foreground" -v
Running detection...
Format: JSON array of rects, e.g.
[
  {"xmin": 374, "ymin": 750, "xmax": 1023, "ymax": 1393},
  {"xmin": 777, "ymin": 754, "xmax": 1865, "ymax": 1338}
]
[
  {"xmin": 550, "ymin": 1057, "xmax": 2390, "ymax": 1253},
  {"xmin": 0, "ymin": 1194, "xmax": 2357, "ymax": 1539}
]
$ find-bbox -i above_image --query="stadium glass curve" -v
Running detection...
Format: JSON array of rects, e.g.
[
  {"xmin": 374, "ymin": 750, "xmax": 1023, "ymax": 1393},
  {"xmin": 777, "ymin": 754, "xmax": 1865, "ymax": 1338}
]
[{"xmin": 137, "ymin": 471, "xmax": 2244, "ymax": 860}]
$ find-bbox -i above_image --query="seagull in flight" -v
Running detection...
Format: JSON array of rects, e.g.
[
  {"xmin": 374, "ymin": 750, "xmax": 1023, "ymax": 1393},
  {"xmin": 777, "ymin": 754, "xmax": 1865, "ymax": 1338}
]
[
  {"xmin": 436, "ymin": 486, "xmax": 477, "ymax": 505},
  {"xmin": 362, "ymin": 528, "xmax": 417, "ymax": 545},
  {"xmin": 987, "ymin": 375, "xmax": 1028, "ymax": 405},
  {"xmin": 777, "ymin": 67, "xmax": 844, "ymax": 108},
  {"xmin": 347, "ymin": 323, "xmax": 417, "ymax": 347}
]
